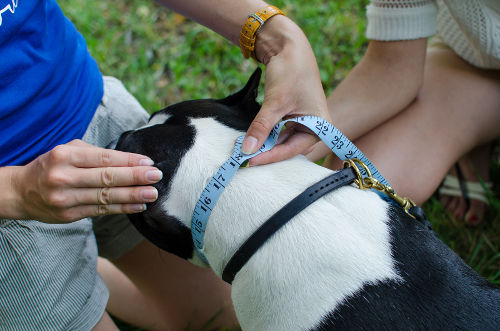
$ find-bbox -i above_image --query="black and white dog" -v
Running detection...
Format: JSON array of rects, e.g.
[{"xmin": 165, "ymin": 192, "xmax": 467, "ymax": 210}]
[{"xmin": 116, "ymin": 69, "xmax": 500, "ymax": 330}]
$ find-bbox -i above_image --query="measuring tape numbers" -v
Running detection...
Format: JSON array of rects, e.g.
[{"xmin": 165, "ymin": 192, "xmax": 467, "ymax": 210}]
[{"xmin": 191, "ymin": 115, "xmax": 388, "ymax": 263}]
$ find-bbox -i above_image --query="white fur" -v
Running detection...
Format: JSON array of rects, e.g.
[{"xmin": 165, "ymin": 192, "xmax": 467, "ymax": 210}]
[{"xmin": 162, "ymin": 118, "xmax": 401, "ymax": 330}]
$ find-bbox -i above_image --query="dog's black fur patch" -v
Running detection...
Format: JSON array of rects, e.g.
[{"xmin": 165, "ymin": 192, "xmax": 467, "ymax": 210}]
[
  {"xmin": 116, "ymin": 118, "xmax": 196, "ymax": 258},
  {"xmin": 313, "ymin": 205, "xmax": 500, "ymax": 330},
  {"xmin": 115, "ymin": 68, "xmax": 262, "ymax": 259}
]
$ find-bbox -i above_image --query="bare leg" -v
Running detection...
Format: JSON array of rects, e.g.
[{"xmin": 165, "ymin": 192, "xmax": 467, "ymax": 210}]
[
  {"xmin": 97, "ymin": 257, "xmax": 167, "ymax": 330},
  {"xmin": 110, "ymin": 240, "xmax": 238, "ymax": 330},
  {"xmin": 92, "ymin": 312, "xmax": 119, "ymax": 331},
  {"xmin": 322, "ymin": 48, "xmax": 500, "ymax": 204}
]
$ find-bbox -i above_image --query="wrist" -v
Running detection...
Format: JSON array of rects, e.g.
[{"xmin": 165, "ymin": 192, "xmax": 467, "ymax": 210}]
[
  {"xmin": 254, "ymin": 15, "xmax": 304, "ymax": 65},
  {"xmin": 0, "ymin": 166, "xmax": 25, "ymax": 220}
]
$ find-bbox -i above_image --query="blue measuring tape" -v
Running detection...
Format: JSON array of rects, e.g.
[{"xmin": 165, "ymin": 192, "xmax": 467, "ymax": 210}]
[{"xmin": 191, "ymin": 115, "xmax": 389, "ymax": 263}]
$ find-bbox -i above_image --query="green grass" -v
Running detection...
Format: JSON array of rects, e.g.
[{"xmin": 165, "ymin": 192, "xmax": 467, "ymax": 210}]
[{"xmin": 60, "ymin": 0, "xmax": 499, "ymax": 329}]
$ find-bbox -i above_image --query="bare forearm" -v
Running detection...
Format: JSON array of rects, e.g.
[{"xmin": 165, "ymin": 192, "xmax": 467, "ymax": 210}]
[
  {"xmin": 328, "ymin": 38, "xmax": 428, "ymax": 139},
  {"xmin": 155, "ymin": 1, "xmax": 307, "ymax": 67},
  {"xmin": 156, "ymin": 0, "xmax": 267, "ymax": 44}
]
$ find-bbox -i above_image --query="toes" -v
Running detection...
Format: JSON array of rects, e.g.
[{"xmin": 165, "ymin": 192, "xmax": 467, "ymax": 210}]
[
  {"xmin": 464, "ymin": 199, "xmax": 486, "ymax": 226},
  {"xmin": 465, "ymin": 213, "xmax": 481, "ymax": 226},
  {"xmin": 450, "ymin": 196, "xmax": 467, "ymax": 220}
]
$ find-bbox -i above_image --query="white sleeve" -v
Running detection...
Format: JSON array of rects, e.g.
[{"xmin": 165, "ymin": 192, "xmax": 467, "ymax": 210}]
[{"xmin": 366, "ymin": 0, "xmax": 438, "ymax": 41}]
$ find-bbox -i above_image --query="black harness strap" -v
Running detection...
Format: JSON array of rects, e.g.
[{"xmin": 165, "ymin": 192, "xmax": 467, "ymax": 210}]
[{"xmin": 222, "ymin": 167, "xmax": 357, "ymax": 284}]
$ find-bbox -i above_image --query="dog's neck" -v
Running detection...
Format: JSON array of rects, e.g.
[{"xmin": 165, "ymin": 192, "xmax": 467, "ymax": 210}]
[{"xmin": 161, "ymin": 118, "xmax": 401, "ymax": 330}]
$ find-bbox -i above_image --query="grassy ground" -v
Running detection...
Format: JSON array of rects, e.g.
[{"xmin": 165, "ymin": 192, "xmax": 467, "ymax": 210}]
[{"xmin": 60, "ymin": 0, "xmax": 499, "ymax": 329}]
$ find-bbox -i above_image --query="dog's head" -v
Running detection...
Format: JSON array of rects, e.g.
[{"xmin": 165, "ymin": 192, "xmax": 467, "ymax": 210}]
[{"xmin": 115, "ymin": 68, "xmax": 262, "ymax": 265}]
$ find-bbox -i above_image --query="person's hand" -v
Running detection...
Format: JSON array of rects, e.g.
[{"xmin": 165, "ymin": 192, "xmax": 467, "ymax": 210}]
[
  {"xmin": 240, "ymin": 15, "xmax": 331, "ymax": 166},
  {"xmin": 9, "ymin": 139, "xmax": 162, "ymax": 223}
]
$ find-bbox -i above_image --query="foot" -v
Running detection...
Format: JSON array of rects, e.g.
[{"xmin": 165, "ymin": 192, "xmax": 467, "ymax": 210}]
[{"xmin": 439, "ymin": 145, "xmax": 492, "ymax": 225}]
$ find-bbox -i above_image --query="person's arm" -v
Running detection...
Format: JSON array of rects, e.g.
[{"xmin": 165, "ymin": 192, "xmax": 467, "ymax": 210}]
[
  {"xmin": 306, "ymin": 39, "xmax": 428, "ymax": 162},
  {"xmin": 157, "ymin": 0, "xmax": 331, "ymax": 165},
  {"xmin": 0, "ymin": 140, "xmax": 162, "ymax": 223},
  {"xmin": 327, "ymin": 38, "xmax": 428, "ymax": 139},
  {"xmin": 329, "ymin": 0, "xmax": 438, "ymax": 139},
  {"xmin": 307, "ymin": 0, "xmax": 437, "ymax": 162}
]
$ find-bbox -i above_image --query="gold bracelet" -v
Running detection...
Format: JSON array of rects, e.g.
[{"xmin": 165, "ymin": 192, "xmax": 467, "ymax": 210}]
[{"xmin": 239, "ymin": 5, "xmax": 285, "ymax": 60}]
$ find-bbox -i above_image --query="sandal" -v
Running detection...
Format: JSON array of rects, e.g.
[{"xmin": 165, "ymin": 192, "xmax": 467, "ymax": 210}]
[{"xmin": 438, "ymin": 164, "xmax": 493, "ymax": 225}]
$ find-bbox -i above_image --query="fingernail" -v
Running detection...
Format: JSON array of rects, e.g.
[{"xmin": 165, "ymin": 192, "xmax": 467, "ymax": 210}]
[
  {"xmin": 146, "ymin": 169, "xmax": 163, "ymax": 182},
  {"xmin": 139, "ymin": 158, "xmax": 154, "ymax": 166},
  {"xmin": 132, "ymin": 204, "xmax": 147, "ymax": 212},
  {"xmin": 141, "ymin": 188, "xmax": 158, "ymax": 201},
  {"xmin": 241, "ymin": 136, "xmax": 258, "ymax": 154}
]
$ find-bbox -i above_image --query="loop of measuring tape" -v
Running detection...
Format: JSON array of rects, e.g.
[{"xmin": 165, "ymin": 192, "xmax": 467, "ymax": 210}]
[{"xmin": 191, "ymin": 115, "xmax": 389, "ymax": 263}]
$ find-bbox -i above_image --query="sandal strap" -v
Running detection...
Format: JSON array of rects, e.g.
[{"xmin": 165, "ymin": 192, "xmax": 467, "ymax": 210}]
[
  {"xmin": 439, "ymin": 174, "xmax": 492, "ymax": 204},
  {"xmin": 465, "ymin": 190, "xmax": 490, "ymax": 204},
  {"xmin": 442, "ymin": 174, "xmax": 461, "ymax": 189}
]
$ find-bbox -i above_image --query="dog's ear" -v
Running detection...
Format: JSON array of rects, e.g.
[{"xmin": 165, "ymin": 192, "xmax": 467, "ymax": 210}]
[{"xmin": 220, "ymin": 67, "xmax": 261, "ymax": 117}]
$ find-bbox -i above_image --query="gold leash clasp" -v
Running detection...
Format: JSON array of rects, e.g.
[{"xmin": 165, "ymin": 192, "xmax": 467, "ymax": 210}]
[{"xmin": 343, "ymin": 158, "xmax": 417, "ymax": 218}]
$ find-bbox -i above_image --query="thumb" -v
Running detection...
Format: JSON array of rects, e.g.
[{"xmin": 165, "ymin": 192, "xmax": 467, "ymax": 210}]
[{"xmin": 241, "ymin": 104, "xmax": 281, "ymax": 155}]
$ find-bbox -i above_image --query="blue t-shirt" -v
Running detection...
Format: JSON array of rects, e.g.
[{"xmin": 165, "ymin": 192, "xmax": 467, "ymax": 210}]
[{"xmin": 0, "ymin": 0, "xmax": 103, "ymax": 166}]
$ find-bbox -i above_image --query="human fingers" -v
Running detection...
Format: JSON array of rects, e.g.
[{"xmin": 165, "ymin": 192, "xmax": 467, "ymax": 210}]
[
  {"xmin": 241, "ymin": 102, "xmax": 281, "ymax": 155},
  {"xmin": 11, "ymin": 141, "xmax": 160, "ymax": 223},
  {"xmin": 65, "ymin": 166, "xmax": 163, "ymax": 188},
  {"xmin": 240, "ymin": 67, "xmax": 309, "ymax": 156},
  {"xmin": 63, "ymin": 139, "xmax": 154, "ymax": 167},
  {"xmin": 50, "ymin": 203, "xmax": 149, "ymax": 223},
  {"xmin": 243, "ymin": 15, "xmax": 330, "ymax": 159},
  {"xmin": 48, "ymin": 186, "xmax": 159, "ymax": 209},
  {"xmin": 249, "ymin": 130, "xmax": 318, "ymax": 166}
]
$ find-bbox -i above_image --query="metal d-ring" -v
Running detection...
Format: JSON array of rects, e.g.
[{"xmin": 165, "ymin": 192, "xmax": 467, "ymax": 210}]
[
  {"xmin": 343, "ymin": 158, "xmax": 371, "ymax": 190},
  {"xmin": 343, "ymin": 158, "xmax": 418, "ymax": 219}
]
